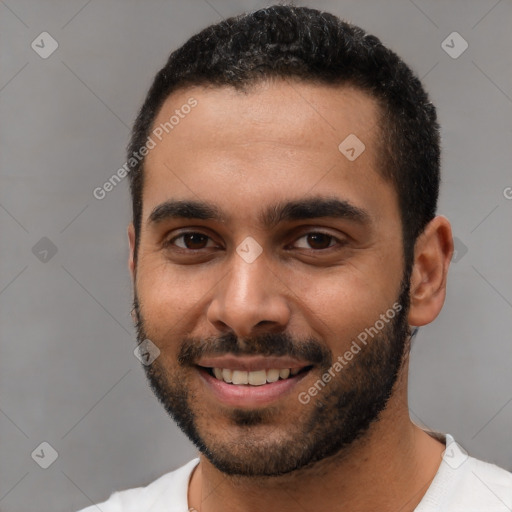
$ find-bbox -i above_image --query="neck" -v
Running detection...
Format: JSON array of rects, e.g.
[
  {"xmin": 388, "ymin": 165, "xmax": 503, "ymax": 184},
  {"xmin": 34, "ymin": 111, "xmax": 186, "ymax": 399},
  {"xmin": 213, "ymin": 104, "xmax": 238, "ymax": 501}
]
[{"xmin": 188, "ymin": 364, "xmax": 445, "ymax": 512}]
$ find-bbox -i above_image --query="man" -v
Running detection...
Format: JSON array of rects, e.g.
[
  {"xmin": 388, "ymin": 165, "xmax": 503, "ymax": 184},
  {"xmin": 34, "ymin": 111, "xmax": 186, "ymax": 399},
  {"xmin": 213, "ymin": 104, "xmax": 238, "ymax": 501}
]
[{"xmin": 79, "ymin": 5, "xmax": 512, "ymax": 511}]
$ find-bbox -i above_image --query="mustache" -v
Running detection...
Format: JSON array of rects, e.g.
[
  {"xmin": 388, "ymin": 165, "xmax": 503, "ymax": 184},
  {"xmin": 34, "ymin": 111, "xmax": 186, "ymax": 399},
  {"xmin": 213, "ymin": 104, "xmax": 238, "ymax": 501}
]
[
  {"xmin": 133, "ymin": 295, "xmax": 331, "ymax": 368},
  {"xmin": 177, "ymin": 332, "xmax": 332, "ymax": 368}
]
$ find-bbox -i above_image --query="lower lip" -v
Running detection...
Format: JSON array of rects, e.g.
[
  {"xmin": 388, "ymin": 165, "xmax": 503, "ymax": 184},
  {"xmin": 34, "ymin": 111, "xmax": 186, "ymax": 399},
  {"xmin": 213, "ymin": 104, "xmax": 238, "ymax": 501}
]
[{"xmin": 197, "ymin": 367, "xmax": 311, "ymax": 407}]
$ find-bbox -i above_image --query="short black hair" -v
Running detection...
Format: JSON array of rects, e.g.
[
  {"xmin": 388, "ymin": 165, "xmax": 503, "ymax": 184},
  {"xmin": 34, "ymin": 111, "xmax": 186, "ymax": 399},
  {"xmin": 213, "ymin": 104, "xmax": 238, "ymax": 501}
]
[{"xmin": 128, "ymin": 4, "xmax": 440, "ymax": 268}]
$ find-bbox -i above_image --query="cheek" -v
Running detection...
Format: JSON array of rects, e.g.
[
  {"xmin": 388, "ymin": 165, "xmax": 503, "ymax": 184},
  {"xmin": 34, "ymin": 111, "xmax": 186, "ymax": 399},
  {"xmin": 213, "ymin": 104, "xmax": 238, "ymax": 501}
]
[
  {"xmin": 291, "ymin": 266, "xmax": 401, "ymax": 352},
  {"xmin": 136, "ymin": 259, "xmax": 210, "ymax": 343}
]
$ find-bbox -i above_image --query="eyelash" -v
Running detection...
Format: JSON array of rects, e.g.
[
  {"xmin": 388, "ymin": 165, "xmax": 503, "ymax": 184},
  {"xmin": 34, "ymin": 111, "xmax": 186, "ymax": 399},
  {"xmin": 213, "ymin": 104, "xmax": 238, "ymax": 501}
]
[
  {"xmin": 164, "ymin": 230, "xmax": 345, "ymax": 251},
  {"xmin": 165, "ymin": 232, "xmax": 218, "ymax": 250}
]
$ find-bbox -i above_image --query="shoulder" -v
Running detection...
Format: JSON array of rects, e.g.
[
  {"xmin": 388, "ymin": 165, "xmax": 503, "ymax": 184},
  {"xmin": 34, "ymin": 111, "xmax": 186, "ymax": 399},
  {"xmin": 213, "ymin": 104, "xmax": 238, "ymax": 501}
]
[
  {"xmin": 451, "ymin": 456, "xmax": 512, "ymax": 510},
  {"xmin": 76, "ymin": 458, "xmax": 200, "ymax": 512},
  {"xmin": 419, "ymin": 435, "xmax": 512, "ymax": 511}
]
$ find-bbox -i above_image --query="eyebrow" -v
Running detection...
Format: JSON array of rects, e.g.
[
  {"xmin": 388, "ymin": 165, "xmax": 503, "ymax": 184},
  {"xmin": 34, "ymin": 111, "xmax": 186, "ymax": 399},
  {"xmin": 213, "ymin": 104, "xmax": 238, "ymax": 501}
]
[
  {"xmin": 147, "ymin": 197, "xmax": 370, "ymax": 227},
  {"xmin": 260, "ymin": 197, "xmax": 370, "ymax": 227},
  {"xmin": 148, "ymin": 200, "xmax": 223, "ymax": 224}
]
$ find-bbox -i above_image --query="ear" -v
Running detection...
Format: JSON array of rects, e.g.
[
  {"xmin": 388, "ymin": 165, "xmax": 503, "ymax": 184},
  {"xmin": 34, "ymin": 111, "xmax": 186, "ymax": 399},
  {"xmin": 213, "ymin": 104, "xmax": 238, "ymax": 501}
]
[
  {"xmin": 408, "ymin": 216, "xmax": 453, "ymax": 327},
  {"xmin": 128, "ymin": 223, "xmax": 136, "ymax": 283}
]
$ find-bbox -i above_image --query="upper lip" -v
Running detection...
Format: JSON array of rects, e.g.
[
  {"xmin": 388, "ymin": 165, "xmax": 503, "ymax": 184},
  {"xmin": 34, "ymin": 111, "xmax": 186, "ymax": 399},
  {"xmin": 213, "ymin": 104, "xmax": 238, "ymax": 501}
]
[{"xmin": 196, "ymin": 355, "xmax": 313, "ymax": 372}]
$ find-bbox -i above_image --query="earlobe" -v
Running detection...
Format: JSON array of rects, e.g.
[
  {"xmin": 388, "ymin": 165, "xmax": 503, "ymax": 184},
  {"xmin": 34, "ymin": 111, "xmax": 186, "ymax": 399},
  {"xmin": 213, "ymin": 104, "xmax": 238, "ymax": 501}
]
[{"xmin": 407, "ymin": 216, "xmax": 453, "ymax": 327}]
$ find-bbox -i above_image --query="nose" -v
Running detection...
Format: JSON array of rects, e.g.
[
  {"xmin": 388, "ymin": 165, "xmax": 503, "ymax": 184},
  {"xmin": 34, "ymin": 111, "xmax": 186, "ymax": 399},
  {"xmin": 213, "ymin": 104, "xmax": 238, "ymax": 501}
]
[{"xmin": 206, "ymin": 249, "xmax": 291, "ymax": 338}]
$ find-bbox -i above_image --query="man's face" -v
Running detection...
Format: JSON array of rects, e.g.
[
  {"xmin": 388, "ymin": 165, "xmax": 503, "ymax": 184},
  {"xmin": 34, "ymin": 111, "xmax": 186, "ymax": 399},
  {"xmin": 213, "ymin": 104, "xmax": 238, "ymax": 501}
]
[{"xmin": 130, "ymin": 81, "xmax": 411, "ymax": 476}]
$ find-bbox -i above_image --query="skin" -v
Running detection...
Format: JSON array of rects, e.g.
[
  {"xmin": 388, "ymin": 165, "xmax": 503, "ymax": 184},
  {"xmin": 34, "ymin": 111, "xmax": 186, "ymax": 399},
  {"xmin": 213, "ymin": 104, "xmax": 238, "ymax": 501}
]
[{"xmin": 128, "ymin": 79, "xmax": 454, "ymax": 512}]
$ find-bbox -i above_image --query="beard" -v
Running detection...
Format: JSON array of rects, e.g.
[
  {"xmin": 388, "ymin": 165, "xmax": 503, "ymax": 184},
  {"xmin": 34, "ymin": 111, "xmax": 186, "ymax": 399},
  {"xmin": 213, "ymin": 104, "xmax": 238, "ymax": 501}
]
[{"xmin": 133, "ymin": 276, "xmax": 412, "ymax": 477}]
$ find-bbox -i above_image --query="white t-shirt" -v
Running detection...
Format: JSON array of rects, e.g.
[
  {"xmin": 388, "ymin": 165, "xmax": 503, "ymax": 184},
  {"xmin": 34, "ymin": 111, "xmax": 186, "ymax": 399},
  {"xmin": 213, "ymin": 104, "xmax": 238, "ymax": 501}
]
[{"xmin": 77, "ymin": 434, "xmax": 512, "ymax": 511}]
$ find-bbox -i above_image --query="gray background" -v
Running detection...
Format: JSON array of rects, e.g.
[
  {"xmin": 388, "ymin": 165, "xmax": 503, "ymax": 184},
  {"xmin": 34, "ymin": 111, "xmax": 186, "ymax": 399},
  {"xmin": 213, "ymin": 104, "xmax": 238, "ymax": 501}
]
[{"xmin": 1, "ymin": 0, "xmax": 511, "ymax": 510}]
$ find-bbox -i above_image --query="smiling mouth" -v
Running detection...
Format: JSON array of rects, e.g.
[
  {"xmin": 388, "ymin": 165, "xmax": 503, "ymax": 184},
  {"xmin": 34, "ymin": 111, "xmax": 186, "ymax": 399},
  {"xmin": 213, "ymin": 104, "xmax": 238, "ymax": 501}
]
[{"xmin": 198, "ymin": 365, "xmax": 313, "ymax": 386}]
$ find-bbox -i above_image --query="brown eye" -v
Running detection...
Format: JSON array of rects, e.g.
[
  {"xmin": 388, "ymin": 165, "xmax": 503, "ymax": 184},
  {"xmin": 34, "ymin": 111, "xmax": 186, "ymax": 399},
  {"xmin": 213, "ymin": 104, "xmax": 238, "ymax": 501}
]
[
  {"xmin": 171, "ymin": 232, "xmax": 214, "ymax": 250},
  {"xmin": 294, "ymin": 232, "xmax": 337, "ymax": 250}
]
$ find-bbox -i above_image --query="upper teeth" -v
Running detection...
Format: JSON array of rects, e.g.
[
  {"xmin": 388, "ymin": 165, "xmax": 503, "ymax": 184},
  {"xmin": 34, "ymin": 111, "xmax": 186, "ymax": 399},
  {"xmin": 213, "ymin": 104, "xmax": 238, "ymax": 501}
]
[{"xmin": 212, "ymin": 367, "xmax": 301, "ymax": 385}]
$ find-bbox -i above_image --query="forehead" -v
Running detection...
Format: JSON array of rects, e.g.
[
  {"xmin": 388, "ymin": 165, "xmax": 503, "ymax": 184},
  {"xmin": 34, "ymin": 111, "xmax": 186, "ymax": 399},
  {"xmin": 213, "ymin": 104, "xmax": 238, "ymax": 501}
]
[
  {"xmin": 142, "ymin": 80, "xmax": 394, "ymax": 224},
  {"xmin": 149, "ymin": 80, "xmax": 379, "ymax": 154}
]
